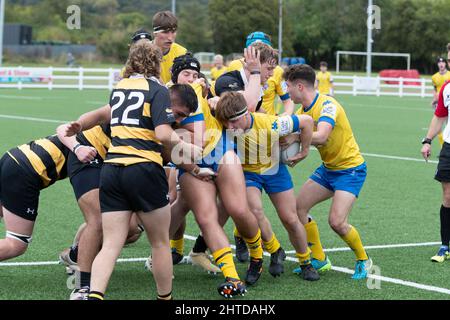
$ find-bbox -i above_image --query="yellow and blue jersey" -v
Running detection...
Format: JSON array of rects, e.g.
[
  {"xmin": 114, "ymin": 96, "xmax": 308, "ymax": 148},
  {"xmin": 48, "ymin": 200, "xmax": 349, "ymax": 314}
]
[
  {"xmin": 227, "ymin": 60, "xmax": 288, "ymax": 115},
  {"xmin": 296, "ymin": 94, "xmax": 364, "ymax": 170},
  {"xmin": 432, "ymin": 71, "xmax": 450, "ymax": 93},
  {"xmin": 160, "ymin": 42, "xmax": 187, "ymax": 84},
  {"xmin": 262, "ymin": 65, "xmax": 290, "ymax": 115},
  {"xmin": 236, "ymin": 113, "xmax": 300, "ymax": 174},
  {"xmin": 316, "ymin": 71, "xmax": 333, "ymax": 95}
]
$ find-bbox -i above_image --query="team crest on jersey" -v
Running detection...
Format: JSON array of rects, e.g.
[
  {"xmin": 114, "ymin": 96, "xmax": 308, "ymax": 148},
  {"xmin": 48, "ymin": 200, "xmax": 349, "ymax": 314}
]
[
  {"xmin": 321, "ymin": 103, "xmax": 337, "ymax": 118},
  {"xmin": 263, "ymin": 83, "xmax": 269, "ymax": 91},
  {"xmin": 281, "ymin": 81, "xmax": 288, "ymax": 93}
]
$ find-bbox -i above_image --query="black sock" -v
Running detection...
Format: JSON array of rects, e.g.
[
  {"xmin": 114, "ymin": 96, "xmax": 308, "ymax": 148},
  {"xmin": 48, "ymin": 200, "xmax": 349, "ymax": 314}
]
[
  {"xmin": 87, "ymin": 291, "xmax": 104, "ymax": 300},
  {"xmin": 440, "ymin": 205, "xmax": 450, "ymax": 247},
  {"xmin": 69, "ymin": 245, "xmax": 78, "ymax": 263},
  {"xmin": 80, "ymin": 271, "xmax": 91, "ymax": 288},
  {"xmin": 157, "ymin": 291, "xmax": 172, "ymax": 300},
  {"xmin": 192, "ymin": 235, "xmax": 208, "ymax": 253}
]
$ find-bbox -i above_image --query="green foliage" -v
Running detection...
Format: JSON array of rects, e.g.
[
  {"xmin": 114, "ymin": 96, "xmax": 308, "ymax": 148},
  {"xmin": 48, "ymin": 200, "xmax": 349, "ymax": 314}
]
[{"xmin": 5, "ymin": 0, "xmax": 450, "ymax": 71}]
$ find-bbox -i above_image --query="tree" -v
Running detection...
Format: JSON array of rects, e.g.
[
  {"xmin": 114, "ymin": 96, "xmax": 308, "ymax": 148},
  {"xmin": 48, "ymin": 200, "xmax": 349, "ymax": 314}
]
[
  {"xmin": 177, "ymin": 0, "xmax": 213, "ymax": 53},
  {"xmin": 209, "ymin": 0, "xmax": 281, "ymax": 55}
]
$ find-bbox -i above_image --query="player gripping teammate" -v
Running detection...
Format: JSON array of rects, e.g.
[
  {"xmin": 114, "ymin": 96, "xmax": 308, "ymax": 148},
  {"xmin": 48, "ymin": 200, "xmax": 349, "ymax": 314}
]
[
  {"xmin": 63, "ymin": 40, "xmax": 201, "ymax": 300},
  {"xmin": 227, "ymin": 31, "xmax": 295, "ymax": 116},
  {"xmin": 283, "ymin": 64, "xmax": 372, "ymax": 279},
  {"xmin": 215, "ymin": 91, "xmax": 320, "ymax": 281}
]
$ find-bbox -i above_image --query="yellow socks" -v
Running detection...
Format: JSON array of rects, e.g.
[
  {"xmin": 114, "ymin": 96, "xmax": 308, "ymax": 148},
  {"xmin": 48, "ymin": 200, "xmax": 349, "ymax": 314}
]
[
  {"xmin": 243, "ymin": 229, "xmax": 263, "ymax": 260},
  {"xmin": 233, "ymin": 226, "xmax": 241, "ymax": 238},
  {"xmin": 170, "ymin": 238, "xmax": 184, "ymax": 255},
  {"xmin": 263, "ymin": 233, "xmax": 281, "ymax": 254},
  {"xmin": 305, "ymin": 220, "xmax": 326, "ymax": 261},
  {"xmin": 340, "ymin": 226, "xmax": 368, "ymax": 261},
  {"xmin": 212, "ymin": 247, "xmax": 239, "ymax": 279},
  {"xmin": 296, "ymin": 248, "xmax": 312, "ymax": 266}
]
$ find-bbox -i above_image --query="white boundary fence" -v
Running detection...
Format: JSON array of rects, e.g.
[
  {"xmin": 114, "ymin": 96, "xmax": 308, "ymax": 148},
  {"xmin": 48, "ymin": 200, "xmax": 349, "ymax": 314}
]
[{"xmin": 0, "ymin": 67, "xmax": 436, "ymax": 98}]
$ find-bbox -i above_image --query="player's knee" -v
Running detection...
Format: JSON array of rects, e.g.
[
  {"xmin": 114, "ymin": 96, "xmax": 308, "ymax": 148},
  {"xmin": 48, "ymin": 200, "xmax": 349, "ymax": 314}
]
[
  {"xmin": 280, "ymin": 214, "xmax": 300, "ymax": 232},
  {"xmin": 250, "ymin": 206, "xmax": 265, "ymax": 220},
  {"xmin": 227, "ymin": 205, "xmax": 248, "ymax": 221},
  {"xmin": 328, "ymin": 217, "xmax": 347, "ymax": 234},
  {"xmin": 3, "ymin": 236, "xmax": 29, "ymax": 258}
]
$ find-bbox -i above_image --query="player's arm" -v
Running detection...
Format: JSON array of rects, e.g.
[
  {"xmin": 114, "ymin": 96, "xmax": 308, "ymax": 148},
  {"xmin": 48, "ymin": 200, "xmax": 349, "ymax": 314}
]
[
  {"xmin": 64, "ymin": 104, "xmax": 111, "ymax": 137},
  {"xmin": 242, "ymin": 46, "xmax": 262, "ymax": 111},
  {"xmin": 287, "ymin": 114, "xmax": 314, "ymax": 166},
  {"xmin": 422, "ymin": 86, "xmax": 449, "ymax": 161},
  {"xmin": 56, "ymin": 124, "xmax": 97, "ymax": 163},
  {"xmin": 312, "ymin": 121, "xmax": 333, "ymax": 146},
  {"xmin": 275, "ymin": 114, "xmax": 313, "ymax": 165},
  {"xmin": 281, "ymin": 98, "xmax": 295, "ymax": 115},
  {"xmin": 312, "ymin": 102, "xmax": 338, "ymax": 146}
]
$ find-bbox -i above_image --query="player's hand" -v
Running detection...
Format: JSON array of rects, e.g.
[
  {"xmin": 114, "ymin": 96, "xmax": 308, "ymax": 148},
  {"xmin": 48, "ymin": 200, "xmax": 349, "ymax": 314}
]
[
  {"xmin": 75, "ymin": 145, "xmax": 97, "ymax": 163},
  {"xmin": 208, "ymin": 96, "xmax": 220, "ymax": 114},
  {"xmin": 287, "ymin": 149, "xmax": 309, "ymax": 167},
  {"xmin": 280, "ymin": 134, "xmax": 300, "ymax": 150},
  {"xmin": 190, "ymin": 167, "xmax": 217, "ymax": 182},
  {"xmin": 65, "ymin": 121, "xmax": 82, "ymax": 137},
  {"xmin": 244, "ymin": 46, "xmax": 261, "ymax": 72},
  {"xmin": 421, "ymin": 144, "xmax": 431, "ymax": 162},
  {"xmin": 431, "ymin": 100, "xmax": 438, "ymax": 109}
]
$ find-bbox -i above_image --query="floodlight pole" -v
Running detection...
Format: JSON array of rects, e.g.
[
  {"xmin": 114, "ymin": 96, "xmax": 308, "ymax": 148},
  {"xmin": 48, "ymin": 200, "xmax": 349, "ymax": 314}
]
[
  {"xmin": 366, "ymin": 0, "xmax": 373, "ymax": 77},
  {"xmin": 172, "ymin": 0, "xmax": 176, "ymax": 15},
  {"xmin": 278, "ymin": 0, "xmax": 282, "ymax": 65},
  {"xmin": 0, "ymin": 0, "xmax": 5, "ymax": 67}
]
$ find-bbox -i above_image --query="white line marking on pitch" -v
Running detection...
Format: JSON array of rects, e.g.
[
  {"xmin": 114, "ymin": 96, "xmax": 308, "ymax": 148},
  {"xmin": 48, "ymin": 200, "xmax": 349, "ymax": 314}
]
[
  {"xmin": 1, "ymin": 235, "xmax": 449, "ymax": 296},
  {"xmin": 0, "ymin": 114, "xmax": 67, "ymax": 123},
  {"xmin": 284, "ymin": 255, "xmax": 450, "ymax": 296},
  {"xmin": 284, "ymin": 241, "xmax": 441, "ymax": 254}
]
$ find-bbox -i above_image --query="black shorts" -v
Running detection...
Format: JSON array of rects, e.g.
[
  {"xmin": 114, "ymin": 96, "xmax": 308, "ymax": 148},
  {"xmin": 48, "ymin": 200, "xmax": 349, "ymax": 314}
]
[
  {"xmin": 435, "ymin": 142, "xmax": 450, "ymax": 182},
  {"xmin": 68, "ymin": 152, "xmax": 102, "ymax": 200},
  {"xmin": 0, "ymin": 154, "xmax": 41, "ymax": 221},
  {"xmin": 100, "ymin": 162, "xmax": 169, "ymax": 213}
]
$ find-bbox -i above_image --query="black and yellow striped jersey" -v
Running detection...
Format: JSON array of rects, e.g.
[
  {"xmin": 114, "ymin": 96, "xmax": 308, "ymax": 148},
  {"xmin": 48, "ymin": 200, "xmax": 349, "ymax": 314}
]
[
  {"xmin": 7, "ymin": 135, "xmax": 70, "ymax": 188},
  {"xmin": 76, "ymin": 124, "xmax": 111, "ymax": 160},
  {"xmin": 106, "ymin": 75, "xmax": 174, "ymax": 166}
]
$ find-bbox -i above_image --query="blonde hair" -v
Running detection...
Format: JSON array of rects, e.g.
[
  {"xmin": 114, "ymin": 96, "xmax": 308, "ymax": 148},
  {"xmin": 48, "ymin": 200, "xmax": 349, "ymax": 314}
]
[{"xmin": 123, "ymin": 40, "xmax": 162, "ymax": 79}]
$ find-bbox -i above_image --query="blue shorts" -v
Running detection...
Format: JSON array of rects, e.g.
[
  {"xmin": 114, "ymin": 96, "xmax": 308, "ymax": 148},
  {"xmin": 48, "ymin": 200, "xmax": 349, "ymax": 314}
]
[
  {"xmin": 178, "ymin": 130, "xmax": 234, "ymax": 178},
  {"xmin": 244, "ymin": 164, "xmax": 294, "ymax": 194},
  {"xmin": 309, "ymin": 162, "xmax": 367, "ymax": 197}
]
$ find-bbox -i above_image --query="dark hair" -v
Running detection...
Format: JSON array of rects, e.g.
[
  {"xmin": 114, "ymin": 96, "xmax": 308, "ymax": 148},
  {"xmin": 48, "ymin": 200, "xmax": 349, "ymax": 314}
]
[
  {"xmin": 283, "ymin": 64, "xmax": 316, "ymax": 88},
  {"xmin": 320, "ymin": 61, "xmax": 328, "ymax": 67},
  {"xmin": 153, "ymin": 11, "xmax": 178, "ymax": 33},
  {"xmin": 171, "ymin": 53, "xmax": 201, "ymax": 83},
  {"xmin": 169, "ymin": 84, "xmax": 198, "ymax": 113}
]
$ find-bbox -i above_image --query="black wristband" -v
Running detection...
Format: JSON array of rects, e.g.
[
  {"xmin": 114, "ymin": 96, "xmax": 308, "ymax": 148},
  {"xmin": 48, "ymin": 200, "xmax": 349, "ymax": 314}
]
[
  {"xmin": 250, "ymin": 70, "xmax": 261, "ymax": 75},
  {"xmin": 73, "ymin": 143, "xmax": 82, "ymax": 153},
  {"xmin": 421, "ymin": 138, "xmax": 432, "ymax": 145}
]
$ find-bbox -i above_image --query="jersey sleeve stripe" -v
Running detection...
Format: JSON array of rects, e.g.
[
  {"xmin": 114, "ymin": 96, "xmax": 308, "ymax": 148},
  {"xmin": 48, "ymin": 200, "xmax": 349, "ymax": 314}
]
[{"xmin": 318, "ymin": 116, "xmax": 335, "ymax": 128}]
